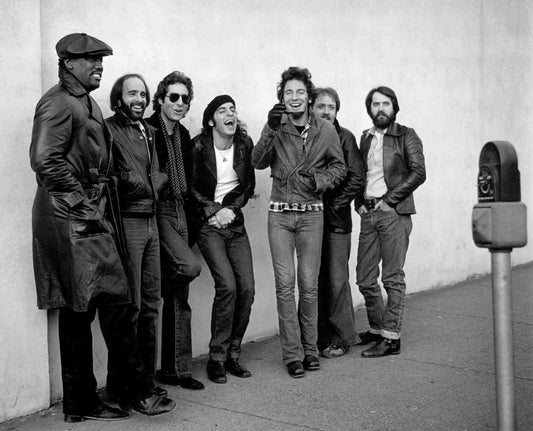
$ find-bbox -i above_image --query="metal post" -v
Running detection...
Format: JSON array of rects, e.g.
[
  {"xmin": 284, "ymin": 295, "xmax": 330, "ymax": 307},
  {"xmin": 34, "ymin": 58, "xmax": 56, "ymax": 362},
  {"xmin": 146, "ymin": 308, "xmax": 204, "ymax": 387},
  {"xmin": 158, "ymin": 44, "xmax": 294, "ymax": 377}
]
[{"xmin": 490, "ymin": 250, "xmax": 516, "ymax": 431}]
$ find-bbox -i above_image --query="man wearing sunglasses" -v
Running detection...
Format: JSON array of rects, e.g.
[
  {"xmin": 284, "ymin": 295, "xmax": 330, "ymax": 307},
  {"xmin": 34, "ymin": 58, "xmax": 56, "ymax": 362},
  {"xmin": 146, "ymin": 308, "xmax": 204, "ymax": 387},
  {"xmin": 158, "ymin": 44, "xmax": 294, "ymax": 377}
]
[{"xmin": 146, "ymin": 71, "xmax": 204, "ymax": 391}]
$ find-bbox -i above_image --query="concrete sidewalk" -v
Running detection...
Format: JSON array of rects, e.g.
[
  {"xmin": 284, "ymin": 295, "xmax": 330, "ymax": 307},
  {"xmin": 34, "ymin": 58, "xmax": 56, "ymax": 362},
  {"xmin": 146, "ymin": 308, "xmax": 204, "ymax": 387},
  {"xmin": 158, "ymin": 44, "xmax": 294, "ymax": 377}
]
[{"xmin": 2, "ymin": 263, "xmax": 532, "ymax": 431}]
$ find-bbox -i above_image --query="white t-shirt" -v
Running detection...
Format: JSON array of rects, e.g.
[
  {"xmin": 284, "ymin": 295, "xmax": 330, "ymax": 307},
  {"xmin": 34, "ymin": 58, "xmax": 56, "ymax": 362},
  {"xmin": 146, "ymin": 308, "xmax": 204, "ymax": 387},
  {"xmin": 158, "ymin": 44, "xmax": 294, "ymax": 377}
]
[{"xmin": 214, "ymin": 145, "xmax": 239, "ymax": 203}]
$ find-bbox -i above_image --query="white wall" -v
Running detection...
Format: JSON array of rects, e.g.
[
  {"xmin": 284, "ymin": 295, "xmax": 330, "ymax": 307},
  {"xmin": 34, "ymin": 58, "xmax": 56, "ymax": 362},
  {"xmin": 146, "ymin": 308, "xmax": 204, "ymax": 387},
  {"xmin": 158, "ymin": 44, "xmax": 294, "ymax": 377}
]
[{"xmin": 1, "ymin": 0, "xmax": 531, "ymax": 422}]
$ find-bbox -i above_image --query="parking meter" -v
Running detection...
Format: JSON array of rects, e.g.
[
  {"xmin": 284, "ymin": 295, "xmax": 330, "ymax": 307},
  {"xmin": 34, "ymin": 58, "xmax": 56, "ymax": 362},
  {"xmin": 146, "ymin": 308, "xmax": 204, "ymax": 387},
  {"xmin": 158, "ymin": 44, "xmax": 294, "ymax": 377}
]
[
  {"xmin": 472, "ymin": 141, "xmax": 527, "ymax": 250},
  {"xmin": 471, "ymin": 141, "xmax": 527, "ymax": 431}
]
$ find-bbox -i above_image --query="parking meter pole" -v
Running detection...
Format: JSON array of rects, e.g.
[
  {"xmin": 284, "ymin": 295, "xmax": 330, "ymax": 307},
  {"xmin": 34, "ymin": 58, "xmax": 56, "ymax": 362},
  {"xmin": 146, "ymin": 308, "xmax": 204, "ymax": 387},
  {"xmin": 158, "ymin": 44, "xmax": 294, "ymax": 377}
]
[{"xmin": 491, "ymin": 249, "xmax": 516, "ymax": 431}]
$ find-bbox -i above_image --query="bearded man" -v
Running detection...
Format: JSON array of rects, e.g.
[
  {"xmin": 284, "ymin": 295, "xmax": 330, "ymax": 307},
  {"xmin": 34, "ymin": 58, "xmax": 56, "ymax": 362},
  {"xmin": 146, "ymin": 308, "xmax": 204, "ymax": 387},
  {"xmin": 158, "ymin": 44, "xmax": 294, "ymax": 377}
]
[{"xmin": 354, "ymin": 86, "xmax": 426, "ymax": 358}]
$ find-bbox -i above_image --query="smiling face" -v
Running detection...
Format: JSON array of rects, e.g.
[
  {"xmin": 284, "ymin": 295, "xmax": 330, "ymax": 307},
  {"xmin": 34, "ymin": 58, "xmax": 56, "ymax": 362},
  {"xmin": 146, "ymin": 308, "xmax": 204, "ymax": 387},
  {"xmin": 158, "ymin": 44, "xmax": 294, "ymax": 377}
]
[
  {"xmin": 119, "ymin": 77, "xmax": 147, "ymax": 121},
  {"xmin": 312, "ymin": 94, "xmax": 337, "ymax": 124},
  {"xmin": 282, "ymin": 79, "xmax": 309, "ymax": 121},
  {"xmin": 65, "ymin": 55, "xmax": 104, "ymax": 91},
  {"xmin": 209, "ymin": 102, "xmax": 237, "ymax": 138},
  {"xmin": 159, "ymin": 82, "xmax": 189, "ymax": 125}
]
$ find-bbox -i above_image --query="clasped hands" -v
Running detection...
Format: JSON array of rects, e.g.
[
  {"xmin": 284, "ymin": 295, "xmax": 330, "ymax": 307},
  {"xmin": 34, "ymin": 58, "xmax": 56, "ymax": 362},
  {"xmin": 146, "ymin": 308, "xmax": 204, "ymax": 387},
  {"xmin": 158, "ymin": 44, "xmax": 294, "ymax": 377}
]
[{"xmin": 207, "ymin": 207, "xmax": 235, "ymax": 229}]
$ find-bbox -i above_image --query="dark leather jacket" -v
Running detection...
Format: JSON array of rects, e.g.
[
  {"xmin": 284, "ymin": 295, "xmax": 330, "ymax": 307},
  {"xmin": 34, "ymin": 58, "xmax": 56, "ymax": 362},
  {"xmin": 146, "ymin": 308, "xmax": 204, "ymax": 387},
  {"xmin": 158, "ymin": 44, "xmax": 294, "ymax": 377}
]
[
  {"xmin": 354, "ymin": 122, "xmax": 426, "ymax": 215},
  {"xmin": 105, "ymin": 111, "xmax": 167, "ymax": 216},
  {"xmin": 190, "ymin": 130, "xmax": 255, "ymax": 229},
  {"xmin": 252, "ymin": 112, "xmax": 346, "ymax": 204},
  {"xmin": 323, "ymin": 120, "xmax": 365, "ymax": 233},
  {"xmin": 30, "ymin": 69, "xmax": 130, "ymax": 311}
]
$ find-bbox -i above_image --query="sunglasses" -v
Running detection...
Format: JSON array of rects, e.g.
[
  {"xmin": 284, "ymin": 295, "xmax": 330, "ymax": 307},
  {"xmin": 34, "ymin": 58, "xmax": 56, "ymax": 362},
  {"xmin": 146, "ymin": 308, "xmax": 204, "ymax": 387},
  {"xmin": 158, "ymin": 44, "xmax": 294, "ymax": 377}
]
[{"xmin": 165, "ymin": 93, "xmax": 191, "ymax": 104}]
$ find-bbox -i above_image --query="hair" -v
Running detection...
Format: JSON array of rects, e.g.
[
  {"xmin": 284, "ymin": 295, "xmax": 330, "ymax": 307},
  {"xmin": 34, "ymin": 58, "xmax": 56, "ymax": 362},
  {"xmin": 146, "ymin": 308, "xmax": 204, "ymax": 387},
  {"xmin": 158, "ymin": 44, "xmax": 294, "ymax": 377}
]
[
  {"xmin": 109, "ymin": 73, "xmax": 150, "ymax": 112},
  {"xmin": 313, "ymin": 87, "xmax": 341, "ymax": 112},
  {"xmin": 276, "ymin": 66, "xmax": 316, "ymax": 104},
  {"xmin": 152, "ymin": 71, "xmax": 194, "ymax": 113},
  {"xmin": 364, "ymin": 86, "xmax": 400, "ymax": 117}
]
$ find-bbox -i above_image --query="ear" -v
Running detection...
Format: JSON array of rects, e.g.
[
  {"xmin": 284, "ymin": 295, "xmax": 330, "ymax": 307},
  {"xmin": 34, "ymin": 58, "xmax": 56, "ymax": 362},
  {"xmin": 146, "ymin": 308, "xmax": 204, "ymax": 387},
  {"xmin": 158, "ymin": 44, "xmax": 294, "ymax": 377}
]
[
  {"xmin": 63, "ymin": 58, "xmax": 75, "ymax": 71},
  {"xmin": 208, "ymin": 119, "xmax": 214, "ymax": 127},
  {"xmin": 158, "ymin": 98, "xmax": 164, "ymax": 107}
]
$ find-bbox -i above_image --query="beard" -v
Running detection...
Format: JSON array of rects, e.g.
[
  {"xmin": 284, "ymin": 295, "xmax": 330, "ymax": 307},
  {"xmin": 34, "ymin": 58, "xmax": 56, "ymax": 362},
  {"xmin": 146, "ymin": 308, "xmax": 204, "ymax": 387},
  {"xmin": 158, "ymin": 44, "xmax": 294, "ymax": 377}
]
[
  {"xmin": 372, "ymin": 111, "xmax": 396, "ymax": 129},
  {"xmin": 121, "ymin": 100, "xmax": 146, "ymax": 121}
]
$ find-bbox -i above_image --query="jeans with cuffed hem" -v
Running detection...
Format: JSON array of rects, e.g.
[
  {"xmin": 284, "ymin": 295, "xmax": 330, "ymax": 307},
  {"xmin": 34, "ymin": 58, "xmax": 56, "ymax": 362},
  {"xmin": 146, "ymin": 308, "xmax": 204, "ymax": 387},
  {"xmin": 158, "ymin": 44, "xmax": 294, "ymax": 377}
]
[
  {"xmin": 158, "ymin": 201, "xmax": 202, "ymax": 377},
  {"xmin": 317, "ymin": 231, "xmax": 357, "ymax": 350},
  {"xmin": 268, "ymin": 210, "xmax": 323, "ymax": 364},
  {"xmin": 197, "ymin": 224, "xmax": 255, "ymax": 362},
  {"xmin": 356, "ymin": 209, "xmax": 412, "ymax": 340}
]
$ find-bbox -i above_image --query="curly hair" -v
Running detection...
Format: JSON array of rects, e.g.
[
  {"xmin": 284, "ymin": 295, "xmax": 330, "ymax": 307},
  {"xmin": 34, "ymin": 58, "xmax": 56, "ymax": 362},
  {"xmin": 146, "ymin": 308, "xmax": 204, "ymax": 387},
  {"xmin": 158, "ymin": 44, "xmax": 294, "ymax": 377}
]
[
  {"xmin": 109, "ymin": 73, "xmax": 150, "ymax": 112},
  {"xmin": 152, "ymin": 70, "xmax": 194, "ymax": 113},
  {"xmin": 364, "ymin": 86, "xmax": 400, "ymax": 117},
  {"xmin": 276, "ymin": 66, "xmax": 315, "ymax": 104}
]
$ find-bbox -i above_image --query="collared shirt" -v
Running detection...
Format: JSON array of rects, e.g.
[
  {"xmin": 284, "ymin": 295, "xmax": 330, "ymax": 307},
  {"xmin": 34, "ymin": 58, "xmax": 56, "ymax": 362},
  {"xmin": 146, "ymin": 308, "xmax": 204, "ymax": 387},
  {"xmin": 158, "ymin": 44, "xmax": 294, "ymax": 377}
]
[
  {"xmin": 364, "ymin": 127, "xmax": 388, "ymax": 199},
  {"xmin": 267, "ymin": 120, "xmax": 322, "ymax": 212}
]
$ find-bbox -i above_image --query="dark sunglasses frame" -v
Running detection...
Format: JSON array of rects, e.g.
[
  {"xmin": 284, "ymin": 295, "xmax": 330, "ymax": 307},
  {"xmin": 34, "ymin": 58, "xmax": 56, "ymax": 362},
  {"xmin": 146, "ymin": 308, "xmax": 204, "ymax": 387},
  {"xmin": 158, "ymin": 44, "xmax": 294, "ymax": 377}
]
[{"xmin": 166, "ymin": 93, "xmax": 191, "ymax": 104}]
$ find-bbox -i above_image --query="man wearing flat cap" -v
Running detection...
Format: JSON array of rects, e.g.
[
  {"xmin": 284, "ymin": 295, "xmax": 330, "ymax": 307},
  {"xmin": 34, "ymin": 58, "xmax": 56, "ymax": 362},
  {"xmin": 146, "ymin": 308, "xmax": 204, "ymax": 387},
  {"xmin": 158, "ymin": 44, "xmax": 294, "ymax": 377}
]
[
  {"xmin": 190, "ymin": 95, "xmax": 255, "ymax": 384},
  {"xmin": 29, "ymin": 33, "xmax": 170, "ymax": 423}
]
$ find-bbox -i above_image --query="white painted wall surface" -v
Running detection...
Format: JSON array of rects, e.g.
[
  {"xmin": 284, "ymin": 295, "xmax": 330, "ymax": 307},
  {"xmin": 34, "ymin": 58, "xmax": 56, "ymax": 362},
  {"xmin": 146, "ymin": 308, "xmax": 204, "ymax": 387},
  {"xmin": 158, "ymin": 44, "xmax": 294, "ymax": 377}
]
[{"xmin": 1, "ymin": 0, "xmax": 531, "ymax": 422}]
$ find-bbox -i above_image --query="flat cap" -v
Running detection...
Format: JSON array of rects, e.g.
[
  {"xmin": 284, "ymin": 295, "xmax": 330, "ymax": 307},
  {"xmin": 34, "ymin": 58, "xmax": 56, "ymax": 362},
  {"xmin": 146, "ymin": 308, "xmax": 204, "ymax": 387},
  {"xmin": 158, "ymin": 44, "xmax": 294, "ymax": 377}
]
[{"xmin": 55, "ymin": 33, "xmax": 113, "ymax": 59}]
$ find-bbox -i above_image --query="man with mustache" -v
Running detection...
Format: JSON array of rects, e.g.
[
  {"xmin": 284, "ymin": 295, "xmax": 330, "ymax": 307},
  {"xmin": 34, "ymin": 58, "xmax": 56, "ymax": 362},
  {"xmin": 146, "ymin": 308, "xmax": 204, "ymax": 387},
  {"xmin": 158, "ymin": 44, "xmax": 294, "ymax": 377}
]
[
  {"xmin": 354, "ymin": 86, "xmax": 426, "ymax": 357},
  {"xmin": 252, "ymin": 67, "xmax": 346, "ymax": 378},
  {"xmin": 311, "ymin": 87, "xmax": 364, "ymax": 359},
  {"xmin": 30, "ymin": 32, "xmax": 133, "ymax": 423},
  {"xmin": 145, "ymin": 71, "xmax": 204, "ymax": 391},
  {"xmin": 105, "ymin": 74, "xmax": 176, "ymax": 415}
]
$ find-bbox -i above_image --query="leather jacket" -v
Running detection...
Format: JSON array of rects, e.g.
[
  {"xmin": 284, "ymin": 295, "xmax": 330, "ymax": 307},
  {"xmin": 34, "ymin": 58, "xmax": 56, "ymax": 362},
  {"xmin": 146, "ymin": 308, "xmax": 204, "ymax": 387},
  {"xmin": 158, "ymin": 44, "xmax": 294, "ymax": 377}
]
[
  {"xmin": 354, "ymin": 122, "xmax": 426, "ymax": 215},
  {"xmin": 30, "ymin": 69, "xmax": 130, "ymax": 311},
  {"xmin": 252, "ymin": 112, "xmax": 346, "ymax": 204},
  {"xmin": 190, "ymin": 130, "xmax": 255, "ymax": 229},
  {"xmin": 323, "ymin": 120, "xmax": 365, "ymax": 233},
  {"xmin": 106, "ymin": 111, "xmax": 167, "ymax": 216}
]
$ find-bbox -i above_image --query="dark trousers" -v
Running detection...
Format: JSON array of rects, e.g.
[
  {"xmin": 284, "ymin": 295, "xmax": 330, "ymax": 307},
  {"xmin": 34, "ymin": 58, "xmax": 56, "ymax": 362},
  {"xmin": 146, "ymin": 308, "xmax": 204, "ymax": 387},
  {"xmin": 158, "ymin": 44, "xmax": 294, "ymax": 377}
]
[
  {"xmin": 58, "ymin": 308, "xmax": 100, "ymax": 415},
  {"xmin": 158, "ymin": 202, "xmax": 202, "ymax": 377},
  {"xmin": 106, "ymin": 216, "xmax": 161, "ymax": 394},
  {"xmin": 197, "ymin": 225, "xmax": 255, "ymax": 362},
  {"xmin": 59, "ymin": 305, "xmax": 148, "ymax": 413},
  {"xmin": 317, "ymin": 231, "xmax": 357, "ymax": 351}
]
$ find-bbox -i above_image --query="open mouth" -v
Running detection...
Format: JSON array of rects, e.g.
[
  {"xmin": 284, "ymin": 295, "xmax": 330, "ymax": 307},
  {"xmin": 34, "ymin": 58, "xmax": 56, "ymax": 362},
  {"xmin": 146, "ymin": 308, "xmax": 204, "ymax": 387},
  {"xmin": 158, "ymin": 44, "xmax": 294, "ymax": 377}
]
[
  {"xmin": 91, "ymin": 72, "xmax": 102, "ymax": 80},
  {"xmin": 224, "ymin": 119, "xmax": 235, "ymax": 126},
  {"xmin": 131, "ymin": 105, "xmax": 144, "ymax": 113}
]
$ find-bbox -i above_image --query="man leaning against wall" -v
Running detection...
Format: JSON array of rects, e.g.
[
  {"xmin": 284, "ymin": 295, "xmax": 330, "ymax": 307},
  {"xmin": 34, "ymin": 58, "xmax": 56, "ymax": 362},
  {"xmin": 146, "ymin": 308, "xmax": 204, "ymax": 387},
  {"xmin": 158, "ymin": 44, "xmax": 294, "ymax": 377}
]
[{"xmin": 30, "ymin": 33, "xmax": 134, "ymax": 423}]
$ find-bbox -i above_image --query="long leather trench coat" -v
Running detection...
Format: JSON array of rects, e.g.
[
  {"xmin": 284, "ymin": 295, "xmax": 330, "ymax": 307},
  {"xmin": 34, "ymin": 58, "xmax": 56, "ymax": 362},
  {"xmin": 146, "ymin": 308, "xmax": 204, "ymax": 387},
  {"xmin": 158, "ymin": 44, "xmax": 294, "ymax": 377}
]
[{"xmin": 30, "ymin": 70, "xmax": 130, "ymax": 312}]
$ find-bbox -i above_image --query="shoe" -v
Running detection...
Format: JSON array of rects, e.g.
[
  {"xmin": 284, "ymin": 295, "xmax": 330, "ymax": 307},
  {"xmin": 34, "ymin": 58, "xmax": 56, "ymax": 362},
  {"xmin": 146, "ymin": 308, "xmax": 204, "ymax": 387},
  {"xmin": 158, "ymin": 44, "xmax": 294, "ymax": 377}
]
[
  {"xmin": 207, "ymin": 360, "xmax": 227, "ymax": 384},
  {"xmin": 286, "ymin": 361, "xmax": 305, "ymax": 378},
  {"xmin": 121, "ymin": 394, "xmax": 176, "ymax": 416},
  {"xmin": 362, "ymin": 338, "xmax": 401, "ymax": 358},
  {"xmin": 355, "ymin": 331, "xmax": 383, "ymax": 345},
  {"xmin": 321, "ymin": 344, "xmax": 349, "ymax": 358},
  {"xmin": 64, "ymin": 403, "xmax": 129, "ymax": 422},
  {"xmin": 225, "ymin": 358, "xmax": 252, "ymax": 378},
  {"xmin": 152, "ymin": 386, "xmax": 168, "ymax": 397},
  {"xmin": 303, "ymin": 355, "xmax": 320, "ymax": 370},
  {"xmin": 156, "ymin": 370, "xmax": 205, "ymax": 390}
]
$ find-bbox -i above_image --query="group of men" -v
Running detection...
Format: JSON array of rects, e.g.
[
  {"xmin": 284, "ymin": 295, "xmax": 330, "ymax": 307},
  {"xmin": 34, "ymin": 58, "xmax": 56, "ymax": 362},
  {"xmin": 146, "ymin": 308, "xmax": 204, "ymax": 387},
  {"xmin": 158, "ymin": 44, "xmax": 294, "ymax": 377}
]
[{"xmin": 29, "ymin": 32, "xmax": 426, "ymax": 423}]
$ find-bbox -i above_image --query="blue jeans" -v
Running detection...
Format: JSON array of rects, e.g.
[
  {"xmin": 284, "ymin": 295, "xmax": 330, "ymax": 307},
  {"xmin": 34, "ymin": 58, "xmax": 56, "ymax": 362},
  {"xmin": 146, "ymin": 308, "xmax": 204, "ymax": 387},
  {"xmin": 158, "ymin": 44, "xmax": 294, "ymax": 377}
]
[
  {"xmin": 356, "ymin": 209, "xmax": 412, "ymax": 339},
  {"xmin": 158, "ymin": 201, "xmax": 202, "ymax": 378},
  {"xmin": 268, "ymin": 211, "xmax": 323, "ymax": 364},
  {"xmin": 197, "ymin": 225, "xmax": 255, "ymax": 362},
  {"xmin": 317, "ymin": 231, "xmax": 357, "ymax": 350},
  {"xmin": 106, "ymin": 216, "xmax": 161, "ymax": 391}
]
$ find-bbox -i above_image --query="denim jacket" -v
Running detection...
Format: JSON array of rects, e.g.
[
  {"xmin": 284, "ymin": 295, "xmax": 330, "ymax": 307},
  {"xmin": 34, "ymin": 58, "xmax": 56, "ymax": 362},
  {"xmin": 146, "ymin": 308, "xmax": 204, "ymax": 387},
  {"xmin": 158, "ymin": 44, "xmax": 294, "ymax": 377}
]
[{"xmin": 252, "ymin": 112, "xmax": 346, "ymax": 204}]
